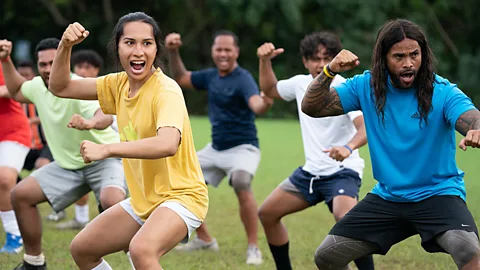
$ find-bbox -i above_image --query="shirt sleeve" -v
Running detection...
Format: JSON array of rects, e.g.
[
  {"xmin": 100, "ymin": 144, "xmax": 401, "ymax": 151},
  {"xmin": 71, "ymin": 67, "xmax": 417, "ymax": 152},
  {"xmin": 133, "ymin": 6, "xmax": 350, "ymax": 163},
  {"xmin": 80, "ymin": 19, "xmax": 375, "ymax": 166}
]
[
  {"xmin": 333, "ymin": 74, "xmax": 363, "ymax": 113},
  {"xmin": 20, "ymin": 79, "xmax": 35, "ymax": 103},
  {"xmin": 347, "ymin": 111, "xmax": 363, "ymax": 121},
  {"xmin": 190, "ymin": 68, "xmax": 214, "ymax": 91},
  {"xmin": 96, "ymin": 73, "xmax": 120, "ymax": 115},
  {"xmin": 240, "ymin": 72, "xmax": 260, "ymax": 104},
  {"xmin": 154, "ymin": 91, "xmax": 186, "ymax": 134},
  {"xmin": 276, "ymin": 76, "xmax": 298, "ymax": 102},
  {"xmin": 78, "ymin": 100, "xmax": 101, "ymax": 119},
  {"xmin": 444, "ymin": 86, "xmax": 477, "ymax": 127}
]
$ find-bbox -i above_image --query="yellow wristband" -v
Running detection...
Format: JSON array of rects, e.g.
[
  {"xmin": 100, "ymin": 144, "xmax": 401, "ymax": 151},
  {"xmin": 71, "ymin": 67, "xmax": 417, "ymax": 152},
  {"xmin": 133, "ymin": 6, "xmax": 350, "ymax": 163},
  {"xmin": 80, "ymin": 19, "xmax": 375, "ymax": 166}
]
[{"xmin": 323, "ymin": 65, "xmax": 335, "ymax": 79}]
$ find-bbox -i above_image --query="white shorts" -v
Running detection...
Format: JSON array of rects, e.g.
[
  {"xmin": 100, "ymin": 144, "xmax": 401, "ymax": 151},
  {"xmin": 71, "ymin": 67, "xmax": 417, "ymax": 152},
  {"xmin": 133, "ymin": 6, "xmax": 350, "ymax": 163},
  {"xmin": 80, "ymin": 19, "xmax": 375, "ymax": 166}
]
[
  {"xmin": 197, "ymin": 143, "xmax": 261, "ymax": 187},
  {"xmin": 119, "ymin": 198, "xmax": 202, "ymax": 244},
  {"xmin": 0, "ymin": 141, "xmax": 30, "ymax": 173}
]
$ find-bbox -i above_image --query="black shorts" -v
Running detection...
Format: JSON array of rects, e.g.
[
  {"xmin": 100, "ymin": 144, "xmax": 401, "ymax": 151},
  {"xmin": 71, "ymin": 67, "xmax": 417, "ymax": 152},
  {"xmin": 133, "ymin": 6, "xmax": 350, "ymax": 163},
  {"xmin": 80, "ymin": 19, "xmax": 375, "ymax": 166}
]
[
  {"xmin": 287, "ymin": 167, "xmax": 361, "ymax": 211},
  {"xmin": 330, "ymin": 193, "xmax": 478, "ymax": 255},
  {"xmin": 23, "ymin": 145, "xmax": 53, "ymax": 171}
]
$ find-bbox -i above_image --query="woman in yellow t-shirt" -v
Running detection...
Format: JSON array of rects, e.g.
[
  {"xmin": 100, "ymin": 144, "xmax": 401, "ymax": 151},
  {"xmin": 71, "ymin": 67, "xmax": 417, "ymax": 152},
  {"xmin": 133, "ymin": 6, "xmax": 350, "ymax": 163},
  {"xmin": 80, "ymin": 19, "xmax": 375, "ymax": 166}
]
[{"xmin": 49, "ymin": 12, "xmax": 208, "ymax": 270}]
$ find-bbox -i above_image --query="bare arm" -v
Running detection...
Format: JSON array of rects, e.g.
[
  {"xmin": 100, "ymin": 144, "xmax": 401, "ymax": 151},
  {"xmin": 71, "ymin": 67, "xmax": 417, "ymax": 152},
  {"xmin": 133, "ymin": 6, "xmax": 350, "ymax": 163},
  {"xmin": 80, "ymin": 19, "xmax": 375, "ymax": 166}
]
[
  {"xmin": 248, "ymin": 93, "xmax": 274, "ymax": 115},
  {"xmin": 1, "ymin": 58, "xmax": 31, "ymax": 103},
  {"xmin": 49, "ymin": 42, "xmax": 97, "ymax": 100},
  {"xmin": 346, "ymin": 115, "xmax": 368, "ymax": 150},
  {"xmin": 167, "ymin": 49, "xmax": 193, "ymax": 89},
  {"xmin": 90, "ymin": 108, "xmax": 113, "ymax": 130},
  {"xmin": 301, "ymin": 72, "xmax": 344, "ymax": 117},
  {"xmin": 107, "ymin": 127, "xmax": 180, "ymax": 159},
  {"xmin": 455, "ymin": 109, "xmax": 480, "ymax": 136},
  {"xmin": 258, "ymin": 59, "xmax": 282, "ymax": 99}
]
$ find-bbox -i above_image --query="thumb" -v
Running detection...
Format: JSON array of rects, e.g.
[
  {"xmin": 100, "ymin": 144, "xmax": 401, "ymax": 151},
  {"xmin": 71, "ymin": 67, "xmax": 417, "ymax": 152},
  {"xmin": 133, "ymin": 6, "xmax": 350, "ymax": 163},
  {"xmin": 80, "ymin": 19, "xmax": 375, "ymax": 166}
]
[
  {"xmin": 82, "ymin": 30, "xmax": 90, "ymax": 38},
  {"xmin": 323, "ymin": 149, "xmax": 331, "ymax": 153},
  {"xmin": 459, "ymin": 138, "xmax": 467, "ymax": 151},
  {"xmin": 274, "ymin": 48, "xmax": 284, "ymax": 55}
]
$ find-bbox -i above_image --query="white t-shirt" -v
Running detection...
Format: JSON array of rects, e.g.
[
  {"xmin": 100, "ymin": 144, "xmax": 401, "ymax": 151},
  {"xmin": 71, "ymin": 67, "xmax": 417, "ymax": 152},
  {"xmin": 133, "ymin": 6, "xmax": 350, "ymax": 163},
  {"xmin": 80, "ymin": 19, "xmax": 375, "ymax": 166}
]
[{"xmin": 277, "ymin": 74, "xmax": 365, "ymax": 178}]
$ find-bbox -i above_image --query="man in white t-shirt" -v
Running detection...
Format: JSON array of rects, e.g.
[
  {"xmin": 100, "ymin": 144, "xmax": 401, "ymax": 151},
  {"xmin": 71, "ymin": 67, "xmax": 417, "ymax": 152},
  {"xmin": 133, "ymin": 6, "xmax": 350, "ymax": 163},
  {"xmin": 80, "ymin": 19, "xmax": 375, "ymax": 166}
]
[{"xmin": 256, "ymin": 32, "xmax": 374, "ymax": 270}]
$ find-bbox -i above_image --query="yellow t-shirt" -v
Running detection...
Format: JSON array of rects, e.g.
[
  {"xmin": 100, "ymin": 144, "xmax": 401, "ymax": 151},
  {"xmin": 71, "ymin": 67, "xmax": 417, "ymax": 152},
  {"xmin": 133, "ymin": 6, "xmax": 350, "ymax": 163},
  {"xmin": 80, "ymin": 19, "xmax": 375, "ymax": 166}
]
[{"xmin": 96, "ymin": 68, "xmax": 208, "ymax": 221}]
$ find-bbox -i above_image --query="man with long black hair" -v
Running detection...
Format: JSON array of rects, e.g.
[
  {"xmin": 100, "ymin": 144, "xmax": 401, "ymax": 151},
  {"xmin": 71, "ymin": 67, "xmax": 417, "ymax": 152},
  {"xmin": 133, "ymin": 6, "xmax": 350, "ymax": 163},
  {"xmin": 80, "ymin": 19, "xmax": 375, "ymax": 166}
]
[{"xmin": 302, "ymin": 19, "xmax": 480, "ymax": 270}]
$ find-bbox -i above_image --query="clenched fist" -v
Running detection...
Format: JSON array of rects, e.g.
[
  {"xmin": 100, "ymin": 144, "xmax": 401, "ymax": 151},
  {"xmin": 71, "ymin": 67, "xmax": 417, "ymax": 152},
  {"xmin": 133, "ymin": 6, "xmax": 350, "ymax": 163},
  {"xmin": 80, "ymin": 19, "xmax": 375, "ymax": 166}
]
[
  {"xmin": 0, "ymin": 39, "xmax": 13, "ymax": 61},
  {"xmin": 165, "ymin": 33, "xmax": 183, "ymax": 51},
  {"xmin": 459, "ymin": 130, "xmax": 480, "ymax": 151},
  {"xmin": 257, "ymin": 43, "xmax": 284, "ymax": 61},
  {"xmin": 68, "ymin": 114, "xmax": 94, "ymax": 130},
  {"xmin": 328, "ymin": 49, "xmax": 360, "ymax": 73},
  {"xmin": 323, "ymin": 146, "xmax": 352, "ymax": 162},
  {"xmin": 80, "ymin": 140, "xmax": 109, "ymax": 163},
  {"xmin": 61, "ymin": 22, "xmax": 89, "ymax": 48}
]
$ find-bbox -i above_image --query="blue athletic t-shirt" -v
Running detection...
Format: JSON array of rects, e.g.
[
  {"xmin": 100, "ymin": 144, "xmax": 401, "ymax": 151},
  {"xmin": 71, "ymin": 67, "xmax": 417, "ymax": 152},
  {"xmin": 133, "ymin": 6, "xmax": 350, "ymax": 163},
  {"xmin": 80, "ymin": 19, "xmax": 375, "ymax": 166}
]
[
  {"xmin": 191, "ymin": 66, "xmax": 259, "ymax": 150},
  {"xmin": 335, "ymin": 71, "xmax": 476, "ymax": 202}
]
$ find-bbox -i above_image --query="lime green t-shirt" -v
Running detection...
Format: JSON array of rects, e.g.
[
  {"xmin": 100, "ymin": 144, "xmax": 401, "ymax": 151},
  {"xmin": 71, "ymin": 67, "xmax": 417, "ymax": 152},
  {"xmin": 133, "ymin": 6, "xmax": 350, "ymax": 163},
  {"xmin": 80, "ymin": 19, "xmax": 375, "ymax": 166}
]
[{"xmin": 21, "ymin": 76, "xmax": 119, "ymax": 170}]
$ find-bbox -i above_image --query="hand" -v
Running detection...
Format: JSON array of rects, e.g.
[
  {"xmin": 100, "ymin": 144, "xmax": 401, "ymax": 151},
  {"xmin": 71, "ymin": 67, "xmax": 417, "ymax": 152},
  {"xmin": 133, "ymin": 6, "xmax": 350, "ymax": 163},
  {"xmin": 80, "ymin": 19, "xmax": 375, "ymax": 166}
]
[
  {"xmin": 459, "ymin": 130, "xmax": 480, "ymax": 151},
  {"xmin": 257, "ymin": 42, "xmax": 284, "ymax": 61},
  {"xmin": 165, "ymin": 33, "xmax": 183, "ymax": 51},
  {"xmin": 323, "ymin": 146, "xmax": 352, "ymax": 162},
  {"xmin": 61, "ymin": 22, "xmax": 89, "ymax": 48},
  {"xmin": 261, "ymin": 91, "xmax": 274, "ymax": 106},
  {"xmin": 328, "ymin": 49, "xmax": 360, "ymax": 73},
  {"xmin": 80, "ymin": 140, "xmax": 109, "ymax": 163},
  {"xmin": 68, "ymin": 114, "xmax": 94, "ymax": 130},
  {"xmin": 0, "ymin": 39, "xmax": 13, "ymax": 61}
]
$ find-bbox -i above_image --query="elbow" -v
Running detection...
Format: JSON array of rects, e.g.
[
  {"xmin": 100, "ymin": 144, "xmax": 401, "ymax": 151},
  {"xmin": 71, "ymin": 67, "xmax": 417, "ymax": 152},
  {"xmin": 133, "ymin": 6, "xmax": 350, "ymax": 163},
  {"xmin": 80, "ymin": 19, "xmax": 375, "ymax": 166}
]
[
  {"xmin": 48, "ymin": 82, "xmax": 68, "ymax": 97},
  {"xmin": 301, "ymin": 103, "xmax": 316, "ymax": 117},
  {"xmin": 164, "ymin": 143, "xmax": 179, "ymax": 157}
]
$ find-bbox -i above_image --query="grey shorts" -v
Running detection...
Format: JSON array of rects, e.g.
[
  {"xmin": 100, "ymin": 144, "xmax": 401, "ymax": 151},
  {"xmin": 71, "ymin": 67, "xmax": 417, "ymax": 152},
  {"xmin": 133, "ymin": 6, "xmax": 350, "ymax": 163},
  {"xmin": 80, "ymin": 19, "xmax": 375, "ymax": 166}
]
[
  {"xmin": 31, "ymin": 158, "xmax": 126, "ymax": 212},
  {"xmin": 197, "ymin": 143, "xmax": 261, "ymax": 187}
]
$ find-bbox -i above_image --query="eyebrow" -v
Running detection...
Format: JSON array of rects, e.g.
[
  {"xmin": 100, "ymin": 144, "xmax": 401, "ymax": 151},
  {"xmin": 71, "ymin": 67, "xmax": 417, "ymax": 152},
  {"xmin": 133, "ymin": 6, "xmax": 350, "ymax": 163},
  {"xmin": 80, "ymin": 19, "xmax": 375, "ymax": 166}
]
[{"xmin": 122, "ymin": 37, "xmax": 154, "ymax": 41}]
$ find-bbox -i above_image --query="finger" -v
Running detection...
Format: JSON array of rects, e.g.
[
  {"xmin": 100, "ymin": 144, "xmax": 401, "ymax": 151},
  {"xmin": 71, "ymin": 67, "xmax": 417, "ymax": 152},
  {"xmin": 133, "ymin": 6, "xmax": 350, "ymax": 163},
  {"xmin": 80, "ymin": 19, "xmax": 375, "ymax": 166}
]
[
  {"xmin": 471, "ymin": 132, "xmax": 480, "ymax": 148},
  {"xmin": 73, "ymin": 22, "xmax": 86, "ymax": 33},
  {"xmin": 459, "ymin": 138, "xmax": 467, "ymax": 151},
  {"xmin": 65, "ymin": 32, "xmax": 77, "ymax": 43},
  {"xmin": 323, "ymin": 149, "xmax": 331, "ymax": 153},
  {"xmin": 465, "ymin": 131, "xmax": 474, "ymax": 146},
  {"xmin": 274, "ymin": 48, "xmax": 284, "ymax": 56},
  {"xmin": 82, "ymin": 30, "xmax": 89, "ymax": 38},
  {"xmin": 71, "ymin": 24, "xmax": 83, "ymax": 38}
]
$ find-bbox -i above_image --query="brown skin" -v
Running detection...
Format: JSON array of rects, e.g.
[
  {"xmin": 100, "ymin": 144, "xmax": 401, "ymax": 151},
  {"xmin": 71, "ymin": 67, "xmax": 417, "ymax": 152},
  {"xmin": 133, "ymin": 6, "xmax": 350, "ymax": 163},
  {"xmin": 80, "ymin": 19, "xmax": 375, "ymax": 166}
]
[
  {"xmin": 211, "ymin": 35, "xmax": 239, "ymax": 76},
  {"xmin": 37, "ymin": 49, "xmax": 56, "ymax": 87},
  {"xmin": 18, "ymin": 66, "xmax": 36, "ymax": 80},
  {"xmin": 74, "ymin": 62, "xmax": 99, "ymax": 78},
  {"xmin": 386, "ymin": 38, "xmax": 421, "ymax": 89}
]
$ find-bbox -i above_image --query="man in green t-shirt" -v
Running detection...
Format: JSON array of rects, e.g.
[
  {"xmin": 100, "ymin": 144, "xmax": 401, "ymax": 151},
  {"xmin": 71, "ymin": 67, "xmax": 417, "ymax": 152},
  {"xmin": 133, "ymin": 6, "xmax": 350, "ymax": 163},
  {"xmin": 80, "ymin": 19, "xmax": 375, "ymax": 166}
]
[{"xmin": 0, "ymin": 37, "xmax": 126, "ymax": 269}]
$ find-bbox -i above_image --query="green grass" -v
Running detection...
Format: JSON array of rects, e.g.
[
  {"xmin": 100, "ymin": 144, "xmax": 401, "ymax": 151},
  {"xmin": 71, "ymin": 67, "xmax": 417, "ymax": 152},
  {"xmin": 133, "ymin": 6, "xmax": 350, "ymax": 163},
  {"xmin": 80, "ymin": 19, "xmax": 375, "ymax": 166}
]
[{"xmin": 2, "ymin": 116, "xmax": 479, "ymax": 269}]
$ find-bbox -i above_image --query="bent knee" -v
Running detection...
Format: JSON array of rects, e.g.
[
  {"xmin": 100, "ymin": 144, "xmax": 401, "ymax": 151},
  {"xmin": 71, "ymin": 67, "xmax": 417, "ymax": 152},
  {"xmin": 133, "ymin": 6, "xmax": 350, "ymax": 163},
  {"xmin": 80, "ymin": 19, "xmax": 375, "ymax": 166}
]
[
  {"xmin": 129, "ymin": 238, "xmax": 161, "ymax": 263},
  {"xmin": 230, "ymin": 171, "xmax": 252, "ymax": 192},
  {"xmin": 70, "ymin": 234, "xmax": 92, "ymax": 260},
  {"xmin": 99, "ymin": 187, "xmax": 125, "ymax": 209},
  {"xmin": 0, "ymin": 167, "xmax": 17, "ymax": 191}
]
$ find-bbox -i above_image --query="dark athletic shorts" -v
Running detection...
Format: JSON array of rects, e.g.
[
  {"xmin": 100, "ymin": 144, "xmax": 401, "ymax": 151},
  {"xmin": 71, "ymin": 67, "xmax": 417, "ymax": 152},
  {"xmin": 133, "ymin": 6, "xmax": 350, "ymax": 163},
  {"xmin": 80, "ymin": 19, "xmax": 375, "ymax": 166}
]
[
  {"xmin": 280, "ymin": 166, "xmax": 361, "ymax": 212},
  {"xmin": 23, "ymin": 145, "xmax": 53, "ymax": 171},
  {"xmin": 330, "ymin": 193, "xmax": 479, "ymax": 255}
]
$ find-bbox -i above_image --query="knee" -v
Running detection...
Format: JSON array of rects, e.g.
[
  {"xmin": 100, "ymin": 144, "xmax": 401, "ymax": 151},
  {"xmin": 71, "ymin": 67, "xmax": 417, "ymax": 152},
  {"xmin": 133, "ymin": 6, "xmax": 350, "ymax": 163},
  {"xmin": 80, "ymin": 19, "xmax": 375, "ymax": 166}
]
[
  {"xmin": 314, "ymin": 244, "xmax": 332, "ymax": 269},
  {"xmin": 99, "ymin": 187, "xmax": 125, "ymax": 210},
  {"xmin": 0, "ymin": 167, "xmax": 17, "ymax": 192},
  {"xmin": 439, "ymin": 230, "xmax": 480, "ymax": 269},
  {"xmin": 70, "ymin": 234, "xmax": 91, "ymax": 262},
  {"xmin": 129, "ymin": 238, "xmax": 159, "ymax": 267},
  {"xmin": 34, "ymin": 158, "xmax": 50, "ymax": 169},
  {"xmin": 10, "ymin": 181, "xmax": 31, "ymax": 208},
  {"xmin": 258, "ymin": 204, "xmax": 278, "ymax": 225},
  {"xmin": 230, "ymin": 171, "xmax": 252, "ymax": 193}
]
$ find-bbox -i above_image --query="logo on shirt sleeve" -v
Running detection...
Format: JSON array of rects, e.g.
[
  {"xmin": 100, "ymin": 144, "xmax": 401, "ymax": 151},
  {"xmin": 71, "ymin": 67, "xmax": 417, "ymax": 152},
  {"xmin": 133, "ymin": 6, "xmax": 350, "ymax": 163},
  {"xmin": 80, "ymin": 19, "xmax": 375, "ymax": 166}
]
[{"xmin": 119, "ymin": 121, "xmax": 138, "ymax": 142}]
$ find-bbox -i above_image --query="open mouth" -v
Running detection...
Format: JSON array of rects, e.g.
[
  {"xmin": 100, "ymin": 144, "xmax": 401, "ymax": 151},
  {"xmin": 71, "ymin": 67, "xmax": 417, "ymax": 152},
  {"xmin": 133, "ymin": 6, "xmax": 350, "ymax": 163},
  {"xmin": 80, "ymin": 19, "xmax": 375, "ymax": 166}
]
[
  {"xmin": 399, "ymin": 70, "xmax": 415, "ymax": 85},
  {"xmin": 130, "ymin": 60, "xmax": 146, "ymax": 74}
]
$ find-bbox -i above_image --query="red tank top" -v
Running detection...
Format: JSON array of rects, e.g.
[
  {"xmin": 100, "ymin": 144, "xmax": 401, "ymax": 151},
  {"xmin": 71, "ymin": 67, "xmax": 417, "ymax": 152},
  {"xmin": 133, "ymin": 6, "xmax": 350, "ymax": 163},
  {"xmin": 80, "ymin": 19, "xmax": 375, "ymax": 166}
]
[{"xmin": 0, "ymin": 65, "xmax": 32, "ymax": 147}]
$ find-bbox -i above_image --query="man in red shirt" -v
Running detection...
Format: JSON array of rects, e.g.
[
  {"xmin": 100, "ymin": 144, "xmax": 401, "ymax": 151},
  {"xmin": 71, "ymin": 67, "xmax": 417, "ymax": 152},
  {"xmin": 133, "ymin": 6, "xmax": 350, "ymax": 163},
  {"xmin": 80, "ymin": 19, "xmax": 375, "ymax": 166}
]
[{"xmin": 0, "ymin": 63, "xmax": 31, "ymax": 253}]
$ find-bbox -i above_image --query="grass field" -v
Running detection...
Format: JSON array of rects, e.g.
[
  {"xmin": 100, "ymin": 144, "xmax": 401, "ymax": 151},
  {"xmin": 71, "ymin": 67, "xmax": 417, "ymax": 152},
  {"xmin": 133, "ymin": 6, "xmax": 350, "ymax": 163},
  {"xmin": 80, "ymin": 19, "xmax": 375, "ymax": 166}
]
[{"xmin": 1, "ymin": 116, "xmax": 479, "ymax": 269}]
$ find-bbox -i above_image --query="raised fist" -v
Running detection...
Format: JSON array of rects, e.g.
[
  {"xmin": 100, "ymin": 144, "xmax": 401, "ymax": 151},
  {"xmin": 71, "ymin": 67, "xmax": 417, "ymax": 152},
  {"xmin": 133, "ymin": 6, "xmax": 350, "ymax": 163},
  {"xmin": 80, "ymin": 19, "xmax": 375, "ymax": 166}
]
[
  {"xmin": 0, "ymin": 40, "xmax": 13, "ymax": 60},
  {"xmin": 165, "ymin": 33, "xmax": 183, "ymax": 51},
  {"xmin": 257, "ymin": 42, "xmax": 284, "ymax": 61},
  {"xmin": 61, "ymin": 22, "xmax": 89, "ymax": 48},
  {"xmin": 328, "ymin": 49, "xmax": 360, "ymax": 73}
]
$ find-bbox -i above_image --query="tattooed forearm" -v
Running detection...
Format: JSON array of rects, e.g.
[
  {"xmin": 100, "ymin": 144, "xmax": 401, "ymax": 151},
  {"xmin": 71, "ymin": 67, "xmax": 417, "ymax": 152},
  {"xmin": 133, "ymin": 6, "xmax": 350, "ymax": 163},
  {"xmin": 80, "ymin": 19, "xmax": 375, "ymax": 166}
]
[
  {"xmin": 455, "ymin": 109, "xmax": 480, "ymax": 136},
  {"xmin": 301, "ymin": 72, "xmax": 344, "ymax": 117}
]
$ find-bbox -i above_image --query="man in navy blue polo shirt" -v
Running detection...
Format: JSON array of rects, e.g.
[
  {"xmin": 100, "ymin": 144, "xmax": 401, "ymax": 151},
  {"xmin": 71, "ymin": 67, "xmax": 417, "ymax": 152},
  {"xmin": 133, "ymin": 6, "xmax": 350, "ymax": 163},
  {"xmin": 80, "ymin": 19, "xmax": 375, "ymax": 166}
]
[{"xmin": 165, "ymin": 30, "xmax": 273, "ymax": 265}]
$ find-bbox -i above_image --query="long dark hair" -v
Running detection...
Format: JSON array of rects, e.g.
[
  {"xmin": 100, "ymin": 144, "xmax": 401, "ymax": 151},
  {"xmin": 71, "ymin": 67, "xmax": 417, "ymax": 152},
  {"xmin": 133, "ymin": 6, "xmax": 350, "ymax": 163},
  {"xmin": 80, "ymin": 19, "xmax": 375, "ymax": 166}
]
[
  {"xmin": 107, "ymin": 12, "xmax": 164, "ymax": 70},
  {"xmin": 371, "ymin": 19, "xmax": 436, "ymax": 126}
]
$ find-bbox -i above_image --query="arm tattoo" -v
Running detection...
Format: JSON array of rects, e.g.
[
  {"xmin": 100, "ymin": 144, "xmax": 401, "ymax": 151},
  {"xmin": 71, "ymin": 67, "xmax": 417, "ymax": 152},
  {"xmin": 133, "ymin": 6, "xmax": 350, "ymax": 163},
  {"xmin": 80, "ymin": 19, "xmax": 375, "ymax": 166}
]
[
  {"xmin": 301, "ymin": 72, "xmax": 344, "ymax": 117},
  {"xmin": 455, "ymin": 109, "xmax": 480, "ymax": 136}
]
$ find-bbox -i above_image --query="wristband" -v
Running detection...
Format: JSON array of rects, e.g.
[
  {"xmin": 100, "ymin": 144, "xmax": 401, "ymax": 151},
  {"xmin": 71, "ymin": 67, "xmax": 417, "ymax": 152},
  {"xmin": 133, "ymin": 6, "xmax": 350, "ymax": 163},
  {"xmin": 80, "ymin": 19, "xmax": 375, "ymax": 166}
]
[
  {"xmin": 343, "ymin": 145, "xmax": 353, "ymax": 154},
  {"xmin": 323, "ymin": 64, "xmax": 335, "ymax": 78},
  {"xmin": 0, "ymin": 56, "xmax": 10, "ymax": 63}
]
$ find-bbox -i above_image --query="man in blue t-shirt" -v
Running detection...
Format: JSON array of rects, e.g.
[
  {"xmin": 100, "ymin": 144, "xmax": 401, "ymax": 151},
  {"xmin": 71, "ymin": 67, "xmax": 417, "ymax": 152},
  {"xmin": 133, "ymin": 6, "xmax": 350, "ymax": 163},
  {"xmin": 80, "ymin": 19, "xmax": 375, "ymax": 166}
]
[
  {"xmin": 302, "ymin": 19, "xmax": 480, "ymax": 269},
  {"xmin": 165, "ymin": 30, "xmax": 273, "ymax": 265}
]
